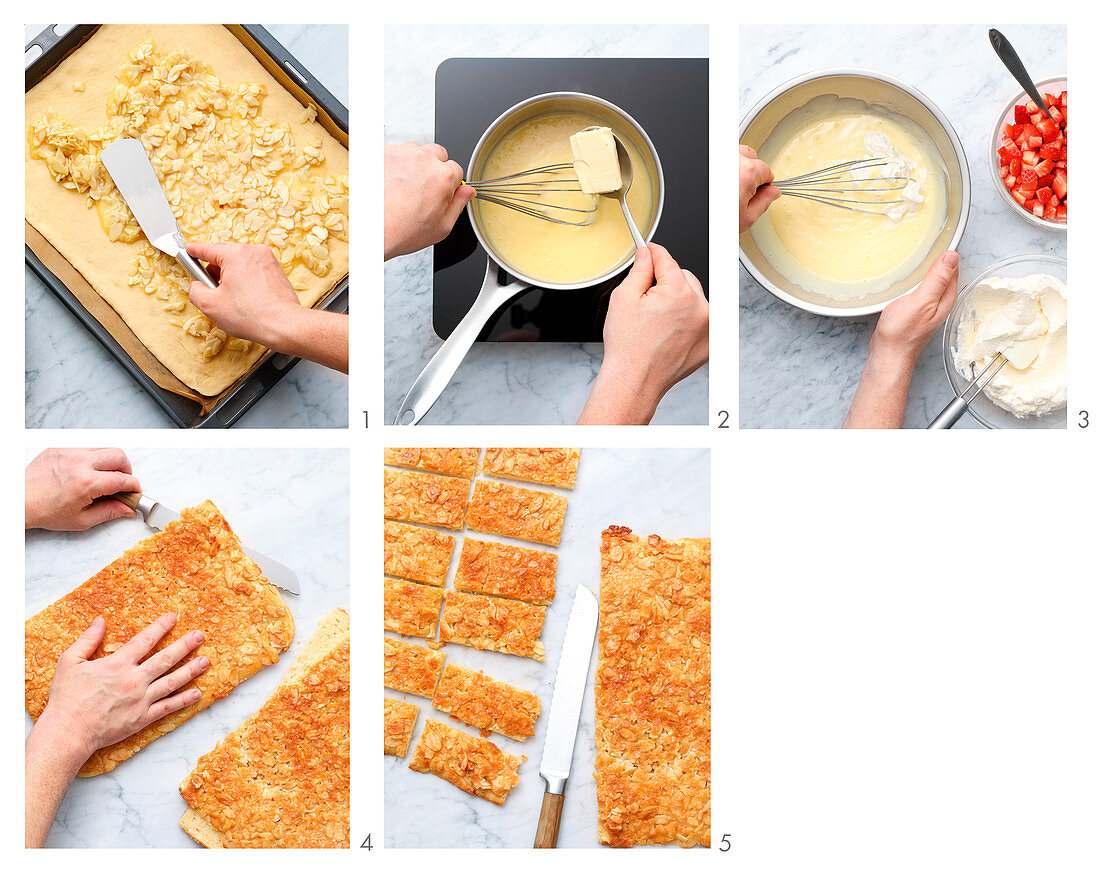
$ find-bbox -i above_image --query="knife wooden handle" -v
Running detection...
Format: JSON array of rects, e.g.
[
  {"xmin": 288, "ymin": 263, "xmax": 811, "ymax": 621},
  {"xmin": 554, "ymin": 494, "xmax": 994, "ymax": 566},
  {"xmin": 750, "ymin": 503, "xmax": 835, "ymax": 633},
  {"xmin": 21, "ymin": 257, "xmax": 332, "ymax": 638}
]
[
  {"xmin": 533, "ymin": 790, "xmax": 564, "ymax": 848},
  {"xmin": 111, "ymin": 491, "xmax": 142, "ymax": 511}
]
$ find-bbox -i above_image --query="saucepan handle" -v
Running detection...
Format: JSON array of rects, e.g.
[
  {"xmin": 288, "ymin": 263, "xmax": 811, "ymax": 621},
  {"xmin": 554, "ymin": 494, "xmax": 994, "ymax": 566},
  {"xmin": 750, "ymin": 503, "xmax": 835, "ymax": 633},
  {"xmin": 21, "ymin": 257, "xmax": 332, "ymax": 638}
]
[{"xmin": 394, "ymin": 260, "xmax": 530, "ymax": 425}]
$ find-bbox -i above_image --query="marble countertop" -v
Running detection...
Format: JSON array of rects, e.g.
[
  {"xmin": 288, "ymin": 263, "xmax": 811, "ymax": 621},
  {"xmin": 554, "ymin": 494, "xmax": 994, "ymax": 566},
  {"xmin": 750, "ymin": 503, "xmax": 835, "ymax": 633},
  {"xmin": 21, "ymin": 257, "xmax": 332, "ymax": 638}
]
[
  {"xmin": 739, "ymin": 24, "xmax": 1067, "ymax": 429},
  {"xmin": 385, "ymin": 25, "xmax": 709, "ymax": 425},
  {"xmin": 24, "ymin": 24, "xmax": 348, "ymax": 428},
  {"xmin": 384, "ymin": 447, "xmax": 710, "ymax": 847},
  {"xmin": 25, "ymin": 446, "xmax": 349, "ymax": 848}
]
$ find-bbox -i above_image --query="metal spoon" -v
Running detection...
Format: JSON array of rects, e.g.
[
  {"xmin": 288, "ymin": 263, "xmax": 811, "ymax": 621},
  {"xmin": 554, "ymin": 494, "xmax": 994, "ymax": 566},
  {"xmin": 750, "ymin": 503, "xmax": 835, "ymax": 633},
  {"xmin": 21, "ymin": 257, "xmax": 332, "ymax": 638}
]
[
  {"xmin": 600, "ymin": 134, "xmax": 647, "ymax": 249},
  {"xmin": 989, "ymin": 28, "xmax": 1053, "ymax": 120}
]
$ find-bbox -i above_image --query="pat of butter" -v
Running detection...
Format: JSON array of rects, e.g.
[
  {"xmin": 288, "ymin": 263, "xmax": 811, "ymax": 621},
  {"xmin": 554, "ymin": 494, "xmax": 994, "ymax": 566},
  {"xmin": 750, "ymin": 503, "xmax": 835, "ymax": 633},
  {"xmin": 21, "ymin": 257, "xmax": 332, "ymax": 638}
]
[
  {"xmin": 1002, "ymin": 335, "xmax": 1046, "ymax": 370},
  {"xmin": 569, "ymin": 126, "xmax": 622, "ymax": 194}
]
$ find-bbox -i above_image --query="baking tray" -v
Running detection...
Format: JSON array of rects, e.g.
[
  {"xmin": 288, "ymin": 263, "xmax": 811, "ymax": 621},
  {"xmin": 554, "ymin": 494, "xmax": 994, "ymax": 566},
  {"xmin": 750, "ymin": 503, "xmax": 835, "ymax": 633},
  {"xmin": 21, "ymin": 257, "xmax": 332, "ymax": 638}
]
[{"xmin": 24, "ymin": 24, "xmax": 349, "ymax": 428}]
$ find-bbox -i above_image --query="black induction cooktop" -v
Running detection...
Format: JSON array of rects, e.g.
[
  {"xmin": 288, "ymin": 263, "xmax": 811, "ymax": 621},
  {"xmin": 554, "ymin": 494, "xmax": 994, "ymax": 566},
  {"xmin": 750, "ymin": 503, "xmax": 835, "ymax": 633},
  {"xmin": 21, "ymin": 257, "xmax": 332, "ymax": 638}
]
[{"xmin": 433, "ymin": 57, "xmax": 708, "ymax": 342}]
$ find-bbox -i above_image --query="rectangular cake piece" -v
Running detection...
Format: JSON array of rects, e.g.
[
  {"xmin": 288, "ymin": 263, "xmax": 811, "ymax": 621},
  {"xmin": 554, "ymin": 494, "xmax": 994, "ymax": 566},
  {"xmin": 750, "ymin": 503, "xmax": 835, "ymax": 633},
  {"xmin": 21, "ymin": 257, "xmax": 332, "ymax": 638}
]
[
  {"xmin": 440, "ymin": 592, "xmax": 546, "ymax": 660},
  {"xmin": 384, "ymin": 470, "xmax": 469, "ymax": 529},
  {"xmin": 595, "ymin": 526, "xmax": 711, "ymax": 848},
  {"xmin": 453, "ymin": 538, "xmax": 557, "ymax": 605},
  {"xmin": 431, "ymin": 663, "xmax": 541, "ymax": 741},
  {"xmin": 24, "ymin": 500, "xmax": 294, "ymax": 776},
  {"xmin": 465, "ymin": 480, "xmax": 568, "ymax": 547},
  {"xmin": 408, "ymin": 719, "xmax": 522, "ymax": 805},
  {"xmin": 384, "ymin": 637, "xmax": 445, "ymax": 698},
  {"xmin": 383, "ymin": 578, "xmax": 444, "ymax": 638},
  {"xmin": 384, "ymin": 521, "xmax": 454, "ymax": 586},
  {"xmin": 384, "ymin": 448, "xmax": 480, "ymax": 479},
  {"xmin": 179, "ymin": 608, "xmax": 349, "ymax": 848},
  {"xmin": 384, "ymin": 698, "xmax": 419, "ymax": 758},
  {"xmin": 482, "ymin": 448, "xmax": 581, "ymax": 489}
]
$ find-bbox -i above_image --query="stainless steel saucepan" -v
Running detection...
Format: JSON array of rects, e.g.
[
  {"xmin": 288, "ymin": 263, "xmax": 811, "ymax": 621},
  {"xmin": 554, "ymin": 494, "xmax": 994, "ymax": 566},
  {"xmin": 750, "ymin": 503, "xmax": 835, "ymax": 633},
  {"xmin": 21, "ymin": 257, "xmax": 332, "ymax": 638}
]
[{"xmin": 394, "ymin": 91, "xmax": 665, "ymax": 425}]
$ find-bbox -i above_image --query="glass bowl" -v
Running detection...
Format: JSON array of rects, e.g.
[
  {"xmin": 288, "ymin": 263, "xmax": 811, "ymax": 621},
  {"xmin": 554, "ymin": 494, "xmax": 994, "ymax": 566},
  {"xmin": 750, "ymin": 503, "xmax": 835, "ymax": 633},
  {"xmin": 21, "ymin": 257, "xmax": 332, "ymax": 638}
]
[
  {"xmin": 942, "ymin": 253, "xmax": 1067, "ymax": 429},
  {"xmin": 988, "ymin": 75, "xmax": 1067, "ymax": 232}
]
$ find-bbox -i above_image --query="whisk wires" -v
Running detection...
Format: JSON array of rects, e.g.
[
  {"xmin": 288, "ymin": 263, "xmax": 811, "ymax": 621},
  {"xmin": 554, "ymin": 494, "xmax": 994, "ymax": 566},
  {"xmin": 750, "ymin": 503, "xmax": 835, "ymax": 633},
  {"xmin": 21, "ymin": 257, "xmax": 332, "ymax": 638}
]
[
  {"xmin": 772, "ymin": 157, "xmax": 915, "ymax": 215},
  {"xmin": 466, "ymin": 163, "xmax": 598, "ymax": 226}
]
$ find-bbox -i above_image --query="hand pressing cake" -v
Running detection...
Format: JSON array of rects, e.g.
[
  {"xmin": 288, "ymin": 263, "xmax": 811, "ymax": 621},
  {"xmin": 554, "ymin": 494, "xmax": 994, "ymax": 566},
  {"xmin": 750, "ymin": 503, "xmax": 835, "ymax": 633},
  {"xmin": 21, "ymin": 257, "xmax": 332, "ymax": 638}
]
[
  {"xmin": 25, "ymin": 25, "xmax": 349, "ymax": 396},
  {"xmin": 179, "ymin": 608, "xmax": 350, "ymax": 848},
  {"xmin": 24, "ymin": 500, "xmax": 294, "ymax": 776}
]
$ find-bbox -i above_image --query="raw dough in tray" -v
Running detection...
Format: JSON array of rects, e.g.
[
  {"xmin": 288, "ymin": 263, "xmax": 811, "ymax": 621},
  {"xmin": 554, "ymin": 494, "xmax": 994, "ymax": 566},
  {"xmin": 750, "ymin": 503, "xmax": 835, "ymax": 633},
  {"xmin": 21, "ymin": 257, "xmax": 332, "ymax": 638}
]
[{"xmin": 25, "ymin": 25, "xmax": 349, "ymax": 395}]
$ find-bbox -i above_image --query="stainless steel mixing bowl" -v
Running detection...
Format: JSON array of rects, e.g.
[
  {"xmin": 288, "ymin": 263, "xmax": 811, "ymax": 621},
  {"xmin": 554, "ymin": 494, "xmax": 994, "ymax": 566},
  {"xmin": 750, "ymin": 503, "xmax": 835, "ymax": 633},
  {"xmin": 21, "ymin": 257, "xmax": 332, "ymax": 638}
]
[{"xmin": 739, "ymin": 69, "xmax": 971, "ymax": 317}]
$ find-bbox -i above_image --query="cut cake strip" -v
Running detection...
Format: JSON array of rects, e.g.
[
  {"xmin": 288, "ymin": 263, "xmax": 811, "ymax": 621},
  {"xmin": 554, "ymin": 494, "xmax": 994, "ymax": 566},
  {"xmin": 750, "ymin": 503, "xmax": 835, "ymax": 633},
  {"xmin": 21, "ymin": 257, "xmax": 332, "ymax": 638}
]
[
  {"xmin": 384, "ymin": 469, "xmax": 469, "ymax": 529},
  {"xmin": 178, "ymin": 608, "xmax": 349, "ymax": 848},
  {"xmin": 431, "ymin": 663, "xmax": 541, "ymax": 741},
  {"xmin": 453, "ymin": 538, "xmax": 557, "ymax": 605},
  {"xmin": 595, "ymin": 526, "xmax": 711, "ymax": 848},
  {"xmin": 464, "ymin": 479, "xmax": 567, "ymax": 547},
  {"xmin": 384, "ymin": 447, "xmax": 480, "ymax": 479},
  {"xmin": 440, "ymin": 592, "xmax": 546, "ymax": 660},
  {"xmin": 481, "ymin": 447, "xmax": 580, "ymax": 489},
  {"xmin": 383, "ymin": 577, "xmax": 444, "ymax": 638},
  {"xmin": 408, "ymin": 719, "xmax": 522, "ymax": 805},
  {"xmin": 384, "ymin": 521, "xmax": 454, "ymax": 586},
  {"xmin": 384, "ymin": 636, "xmax": 445, "ymax": 698},
  {"xmin": 384, "ymin": 698, "xmax": 419, "ymax": 758}
]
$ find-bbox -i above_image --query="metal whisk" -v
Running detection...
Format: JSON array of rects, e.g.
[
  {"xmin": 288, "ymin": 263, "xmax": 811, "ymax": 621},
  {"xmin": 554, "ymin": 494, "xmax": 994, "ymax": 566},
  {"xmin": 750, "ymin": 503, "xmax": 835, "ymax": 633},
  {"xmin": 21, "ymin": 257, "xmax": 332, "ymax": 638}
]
[
  {"xmin": 466, "ymin": 163, "xmax": 598, "ymax": 226},
  {"xmin": 772, "ymin": 158, "xmax": 915, "ymax": 215}
]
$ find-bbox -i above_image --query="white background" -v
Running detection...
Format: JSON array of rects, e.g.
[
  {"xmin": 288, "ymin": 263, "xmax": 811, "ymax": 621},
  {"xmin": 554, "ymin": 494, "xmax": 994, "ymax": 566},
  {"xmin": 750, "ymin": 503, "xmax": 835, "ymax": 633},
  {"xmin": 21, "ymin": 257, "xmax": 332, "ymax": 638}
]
[{"xmin": 15, "ymin": 3, "xmax": 1100, "ymax": 876}]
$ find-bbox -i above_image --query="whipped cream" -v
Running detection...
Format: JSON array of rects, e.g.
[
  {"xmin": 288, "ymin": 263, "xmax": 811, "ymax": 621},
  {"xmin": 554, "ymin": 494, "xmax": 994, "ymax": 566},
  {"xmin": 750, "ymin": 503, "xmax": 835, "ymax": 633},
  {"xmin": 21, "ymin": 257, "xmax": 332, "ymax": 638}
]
[
  {"xmin": 953, "ymin": 273, "xmax": 1067, "ymax": 418},
  {"xmin": 863, "ymin": 131, "xmax": 926, "ymax": 223}
]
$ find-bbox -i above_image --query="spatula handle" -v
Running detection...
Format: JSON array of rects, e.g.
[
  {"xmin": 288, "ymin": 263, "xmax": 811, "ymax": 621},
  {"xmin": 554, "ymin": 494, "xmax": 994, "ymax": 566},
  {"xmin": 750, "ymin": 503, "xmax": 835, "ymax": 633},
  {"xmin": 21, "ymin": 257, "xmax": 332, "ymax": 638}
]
[
  {"xmin": 533, "ymin": 790, "xmax": 564, "ymax": 848},
  {"xmin": 176, "ymin": 249, "xmax": 217, "ymax": 290}
]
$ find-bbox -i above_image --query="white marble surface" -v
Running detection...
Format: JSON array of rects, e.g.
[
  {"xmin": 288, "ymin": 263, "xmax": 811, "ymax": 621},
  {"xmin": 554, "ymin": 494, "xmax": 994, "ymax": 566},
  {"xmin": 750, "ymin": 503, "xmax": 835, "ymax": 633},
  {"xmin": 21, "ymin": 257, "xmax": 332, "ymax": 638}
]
[
  {"xmin": 739, "ymin": 24, "xmax": 1067, "ymax": 428},
  {"xmin": 384, "ymin": 447, "xmax": 710, "ymax": 847},
  {"xmin": 25, "ymin": 446, "xmax": 350, "ymax": 848},
  {"xmin": 24, "ymin": 24, "xmax": 349, "ymax": 428},
  {"xmin": 384, "ymin": 25, "xmax": 709, "ymax": 425}
]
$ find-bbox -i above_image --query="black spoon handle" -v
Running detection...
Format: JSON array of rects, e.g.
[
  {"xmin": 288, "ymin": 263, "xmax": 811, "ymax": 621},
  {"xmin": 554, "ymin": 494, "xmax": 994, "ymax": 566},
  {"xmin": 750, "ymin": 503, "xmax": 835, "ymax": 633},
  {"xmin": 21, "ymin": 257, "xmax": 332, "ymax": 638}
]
[{"xmin": 989, "ymin": 28, "xmax": 1053, "ymax": 119}]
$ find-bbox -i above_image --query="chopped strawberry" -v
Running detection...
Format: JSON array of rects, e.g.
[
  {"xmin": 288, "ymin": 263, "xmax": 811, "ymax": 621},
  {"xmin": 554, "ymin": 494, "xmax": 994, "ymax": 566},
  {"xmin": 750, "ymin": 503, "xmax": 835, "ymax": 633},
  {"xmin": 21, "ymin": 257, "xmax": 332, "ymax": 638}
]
[
  {"xmin": 1000, "ymin": 88, "xmax": 1067, "ymax": 223},
  {"xmin": 1015, "ymin": 105, "xmax": 1031, "ymax": 123},
  {"xmin": 1039, "ymin": 143, "xmax": 1061, "ymax": 161},
  {"xmin": 1056, "ymin": 205, "xmax": 1067, "ymax": 221},
  {"xmin": 1035, "ymin": 187, "xmax": 1053, "ymax": 204},
  {"xmin": 1043, "ymin": 202, "xmax": 1057, "ymax": 221},
  {"xmin": 1052, "ymin": 169, "xmax": 1067, "ymax": 199},
  {"xmin": 1034, "ymin": 158, "xmax": 1055, "ymax": 176}
]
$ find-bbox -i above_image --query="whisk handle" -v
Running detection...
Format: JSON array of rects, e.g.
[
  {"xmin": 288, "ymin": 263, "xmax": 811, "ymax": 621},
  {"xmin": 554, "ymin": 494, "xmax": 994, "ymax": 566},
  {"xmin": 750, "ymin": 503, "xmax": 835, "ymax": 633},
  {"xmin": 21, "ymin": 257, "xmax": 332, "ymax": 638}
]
[
  {"xmin": 394, "ymin": 260, "xmax": 531, "ymax": 425},
  {"xmin": 927, "ymin": 395, "xmax": 969, "ymax": 429}
]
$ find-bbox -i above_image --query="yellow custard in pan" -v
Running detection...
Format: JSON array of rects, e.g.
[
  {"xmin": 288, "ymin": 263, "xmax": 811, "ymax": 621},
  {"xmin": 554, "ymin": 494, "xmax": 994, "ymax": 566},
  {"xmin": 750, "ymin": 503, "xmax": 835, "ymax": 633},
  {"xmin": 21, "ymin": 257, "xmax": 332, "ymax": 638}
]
[
  {"xmin": 473, "ymin": 111, "xmax": 654, "ymax": 285},
  {"xmin": 750, "ymin": 95, "xmax": 947, "ymax": 301}
]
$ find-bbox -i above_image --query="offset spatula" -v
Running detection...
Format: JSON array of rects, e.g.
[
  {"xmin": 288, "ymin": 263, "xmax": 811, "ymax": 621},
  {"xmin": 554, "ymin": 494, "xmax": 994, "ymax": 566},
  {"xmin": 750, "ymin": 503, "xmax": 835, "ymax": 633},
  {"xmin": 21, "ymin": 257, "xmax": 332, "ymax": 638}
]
[
  {"xmin": 112, "ymin": 492, "xmax": 300, "ymax": 595},
  {"xmin": 534, "ymin": 585, "xmax": 599, "ymax": 848},
  {"xmin": 99, "ymin": 138, "xmax": 217, "ymax": 290}
]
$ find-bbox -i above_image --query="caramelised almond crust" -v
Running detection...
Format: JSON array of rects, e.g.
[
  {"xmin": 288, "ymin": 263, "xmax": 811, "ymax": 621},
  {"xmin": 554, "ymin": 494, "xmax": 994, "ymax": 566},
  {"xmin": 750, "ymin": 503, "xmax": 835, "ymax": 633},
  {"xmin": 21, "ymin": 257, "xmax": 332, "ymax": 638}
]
[
  {"xmin": 408, "ymin": 719, "xmax": 522, "ymax": 805},
  {"xmin": 431, "ymin": 663, "xmax": 541, "ymax": 741},
  {"xmin": 179, "ymin": 608, "xmax": 350, "ymax": 848},
  {"xmin": 453, "ymin": 538, "xmax": 557, "ymax": 605},
  {"xmin": 384, "ymin": 448, "xmax": 480, "ymax": 479},
  {"xmin": 482, "ymin": 448, "xmax": 580, "ymax": 489},
  {"xmin": 383, "ymin": 578, "xmax": 444, "ymax": 638},
  {"xmin": 383, "ymin": 521, "xmax": 454, "ymax": 586},
  {"xmin": 440, "ymin": 592, "xmax": 546, "ymax": 660},
  {"xmin": 464, "ymin": 480, "xmax": 568, "ymax": 547},
  {"xmin": 24, "ymin": 500, "xmax": 294, "ymax": 777},
  {"xmin": 384, "ymin": 469, "xmax": 469, "ymax": 529},
  {"xmin": 595, "ymin": 526, "xmax": 711, "ymax": 848},
  {"xmin": 384, "ymin": 637, "xmax": 445, "ymax": 698},
  {"xmin": 384, "ymin": 698, "xmax": 419, "ymax": 758}
]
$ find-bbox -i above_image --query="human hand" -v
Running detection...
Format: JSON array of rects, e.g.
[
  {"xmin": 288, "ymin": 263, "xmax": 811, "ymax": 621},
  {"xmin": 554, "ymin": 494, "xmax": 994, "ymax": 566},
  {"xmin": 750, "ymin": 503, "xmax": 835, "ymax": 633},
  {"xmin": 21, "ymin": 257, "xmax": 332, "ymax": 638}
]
[
  {"xmin": 578, "ymin": 244, "xmax": 709, "ymax": 425},
  {"xmin": 37, "ymin": 613, "xmax": 207, "ymax": 762},
  {"xmin": 872, "ymin": 250, "xmax": 959, "ymax": 367},
  {"xmin": 186, "ymin": 242, "xmax": 305, "ymax": 352},
  {"xmin": 384, "ymin": 142, "xmax": 475, "ymax": 260},
  {"xmin": 739, "ymin": 145, "xmax": 780, "ymax": 233},
  {"xmin": 25, "ymin": 448, "xmax": 140, "ymax": 531}
]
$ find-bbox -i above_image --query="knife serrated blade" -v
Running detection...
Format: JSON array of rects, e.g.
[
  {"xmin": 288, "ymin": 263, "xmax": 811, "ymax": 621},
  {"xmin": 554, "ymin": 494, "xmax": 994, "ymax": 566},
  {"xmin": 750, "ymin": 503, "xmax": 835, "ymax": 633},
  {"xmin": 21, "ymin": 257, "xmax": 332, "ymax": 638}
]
[
  {"xmin": 112, "ymin": 492, "xmax": 300, "ymax": 595},
  {"xmin": 100, "ymin": 138, "xmax": 217, "ymax": 289}
]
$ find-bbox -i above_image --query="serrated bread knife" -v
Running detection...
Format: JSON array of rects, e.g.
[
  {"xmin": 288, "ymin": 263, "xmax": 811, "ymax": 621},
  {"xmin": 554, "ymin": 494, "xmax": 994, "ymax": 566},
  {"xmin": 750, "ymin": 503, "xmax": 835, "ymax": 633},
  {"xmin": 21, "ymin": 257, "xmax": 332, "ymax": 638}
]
[
  {"xmin": 112, "ymin": 492, "xmax": 300, "ymax": 595},
  {"xmin": 99, "ymin": 138, "xmax": 217, "ymax": 290},
  {"xmin": 533, "ymin": 585, "xmax": 598, "ymax": 848}
]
